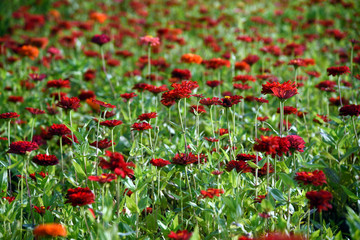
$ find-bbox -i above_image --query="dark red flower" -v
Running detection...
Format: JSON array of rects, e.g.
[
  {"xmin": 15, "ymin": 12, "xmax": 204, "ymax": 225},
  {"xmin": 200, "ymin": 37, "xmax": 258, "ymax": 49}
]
[
  {"xmin": 199, "ymin": 97, "xmax": 221, "ymax": 107},
  {"xmin": 257, "ymin": 116, "xmax": 269, "ymax": 121},
  {"xmin": 233, "ymin": 75, "xmax": 256, "ymax": 83},
  {"xmin": 236, "ymin": 153, "xmax": 261, "ymax": 161},
  {"xmin": 32, "ymin": 154, "xmax": 59, "ymax": 166},
  {"xmin": 200, "ymin": 188, "xmax": 224, "ymax": 199},
  {"xmin": 145, "ymin": 85, "xmax": 168, "ymax": 95},
  {"xmin": 261, "ymin": 80, "xmax": 298, "ymax": 100},
  {"xmin": 29, "ymin": 73, "xmax": 46, "ymax": 82},
  {"xmin": 7, "ymin": 141, "xmax": 39, "ymax": 155},
  {"xmin": 25, "ymin": 107, "xmax": 45, "ymax": 115},
  {"xmin": 203, "ymin": 58, "xmax": 230, "ymax": 69},
  {"xmin": 0, "ymin": 112, "xmax": 20, "ymax": 119},
  {"xmin": 99, "ymin": 151, "xmax": 135, "ymax": 178},
  {"xmin": 286, "ymin": 135, "xmax": 305, "ymax": 153},
  {"xmin": 8, "ymin": 96, "xmax": 24, "ymax": 103},
  {"xmin": 255, "ymin": 97, "xmax": 269, "ymax": 103},
  {"xmin": 204, "ymin": 137, "xmax": 219, "ymax": 142},
  {"xmin": 49, "ymin": 124, "xmax": 71, "ymax": 136},
  {"xmin": 295, "ymin": 170, "xmax": 327, "ymax": 186},
  {"xmin": 218, "ymin": 95, "xmax": 243, "ymax": 108},
  {"xmin": 315, "ymin": 80, "xmax": 336, "ymax": 92},
  {"xmin": 217, "ymin": 128, "xmax": 229, "ymax": 136},
  {"xmin": 234, "ymin": 84, "xmax": 252, "ymax": 90},
  {"xmin": 225, "ymin": 160, "xmax": 252, "ymax": 173},
  {"xmin": 211, "ymin": 170, "xmax": 223, "ymax": 175},
  {"xmin": 189, "ymin": 105, "xmax": 206, "ymax": 115},
  {"xmin": 120, "ymin": 92, "xmax": 138, "ymax": 101},
  {"xmin": 168, "ymin": 230, "xmax": 192, "ymax": 240},
  {"xmin": 133, "ymin": 83, "xmax": 150, "ymax": 92},
  {"xmin": 131, "ymin": 122, "xmax": 152, "ymax": 131},
  {"xmin": 65, "ymin": 187, "xmax": 95, "ymax": 207},
  {"xmin": 34, "ymin": 206, "xmax": 50, "ymax": 216},
  {"xmin": 100, "ymin": 120, "xmax": 123, "ymax": 128},
  {"xmin": 91, "ymin": 34, "xmax": 110, "ymax": 46},
  {"xmin": 90, "ymin": 139, "xmax": 114, "ymax": 149},
  {"xmin": 161, "ymin": 81, "xmax": 199, "ymax": 106},
  {"xmin": 2, "ymin": 196, "xmax": 15, "ymax": 203},
  {"xmin": 327, "ymin": 66, "xmax": 350, "ymax": 76},
  {"xmin": 78, "ymin": 90, "xmax": 95, "ymax": 101},
  {"xmin": 313, "ymin": 114, "xmax": 330, "ymax": 124},
  {"xmin": 172, "ymin": 152, "xmax": 206, "ymax": 165},
  {"xmin": 171, "ymin": 69, "xmax": 191, "ymax": 80},
  {"xmin": 56, "ymin": 97, "xmax": 81, "ymax": 111},
  {"xmin": 46, "ymin": 79, "xmax": 70, "ymax": 89},
  {"xmin": 306, "ymin": 190, "xmax": 332, "ymax": 212},
  {"xmin": 254, "ymin": 135, "xmax": 290, "ymax": 157},
  {"xmin": 206, "ymin": 80, "xmax": 222, "ymax": 88},
  {"xmin": 339, "ymin": 105, "xmax": 360, "ymax": 117},
  {"xmin": 277, "ymin": 106, "xmax": 297, "ymax": 115},
  {"xmin": 150, "ymin": 158, "xmax": 171, "ymax": 167},
  {"xmin": 137, "ymin": 112, "xmax": 157, "ymax": 121},
  {"xmin": 243, "ymin": 54, "xmax": 260, "ymax": 66},
  {"xmin": 88, "ymin": 173, "xmax": 117, "ymax": 183},
  {"xmin": 89, "ymin": 99, "xmax": 115, "ymax": 109},
  {"xmin": 254, "ymin": 195, "xmax": 267, "ymax": 203}
]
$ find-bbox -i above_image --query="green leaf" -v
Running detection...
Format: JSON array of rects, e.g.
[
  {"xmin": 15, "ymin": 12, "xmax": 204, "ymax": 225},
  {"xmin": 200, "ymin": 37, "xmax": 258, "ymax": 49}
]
[
  {"xmin": 341, "ymin": 185, "xmax": 359, "ymax": 201},
  {"xmin": 247, "ymin": 161, "xmax": 260, "ymax": 169},
  {"xmin": 189, "ymin": 225, "xmax": 200, "ymax": 240},
  {"xmin": 321, "ymin": 151, "xmax": 338, "ymax": 162},
  {"xmin": 261, "ymin": 199, "xmax": 274, "ymax": 212},
  {"xmin": 126, "ymin": 195, "xmax": 140, "ymax": 214},
  {"xmin": 72, "ymin": 160, "xmax": 86, "ymax": 179},
  {"xmin": 269, "ymin": 188, "xmax": 286, "ymax": 202},
  {"xmin": 278, "ymin": 173, "xmax": 295, "ymax": 188}
]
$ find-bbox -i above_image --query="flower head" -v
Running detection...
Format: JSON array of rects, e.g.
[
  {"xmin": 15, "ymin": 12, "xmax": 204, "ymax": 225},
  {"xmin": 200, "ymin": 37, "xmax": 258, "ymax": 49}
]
[
  {"xmin": 25, "ymin": 107, "xmax": 45, "ymax": 115},
  {"xmin": 33, "ymin": 223, "xmax": 67, "ymax": 238},
  {"xmin": 150, "ymin": 158, "xmax": 171, "ymax": 167},
  {"xmin": 7, "ymin": 141, "xmax": 39, "ymax": 155},
  {"xmin": 100, "ymin": 120, "xmax": 123, "ymax": 128},
  {"xmin": 56, "ymin": 97, "xmax": 81, "ymax": 111},
  {"xmin": 140, "ymin": 35, "xmax": 160, "ymax": 46},
  {"xmin": 99, "ymin": 151, "xmax": 135, "ymax": 178},
  {"xmin": 295, "ymin": 170, "xmax": 327, "ymax": 186},
  {"xmin": 306, "ymin": 190, "xmax": 332, "ymax": 212},
  {"xmin": 90, "ymin": 139, "xmax": 114, "ymax": 149},
  {"xmin": 49, "ymin": 124, "xmax": 71, "ymax": 136},
  {"xmin": 327, "ymin": 66, "xmax": 350, "ymax": 76},
  {"xmin": 91, "ymin": 34, "xmax": 110, "ymax": 46},
  {"xmin": 137, "ymin": 112, "xmax": 157, "ymax": 121},
  {"xmin": 262, "ymin": 80, "xmax": 298, "ymax": 100},
  {"xmin": 339, "ymin": 105, "xmax": 360, "ymax": 117},
  {"xmin": 88, "ymin": 173, "xmax": 117, "ymax": 183},
  {"xmin": 65, "ymin": 187, "xmax": 95, "ymax": 207},
  {"xmin": 200, "ymin": 188, "xmax": 224, "ymax": 199},
  {"xmin": 168, "ymin": 230, "xmax": 192, "ymax": 240},
  {"xmin": 0, "ymin": 112, "xmax": 20, "ymax": 119},
  {"xmin": 32, "ymin": 154, "xmax": 59, "ymax": 166},
  {"xmin": 181, "ymin": 53, "xmax": 202, "ymax": 64},
  {"xmin": 131, "ymin": 122, "xmax": 152, "ymax": 131}
]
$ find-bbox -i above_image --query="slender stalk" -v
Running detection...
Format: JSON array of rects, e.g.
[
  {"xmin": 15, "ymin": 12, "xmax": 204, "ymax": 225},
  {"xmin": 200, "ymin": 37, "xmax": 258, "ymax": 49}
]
[
  {"xmin": 180, "ymin": 172, "xmax": 183, "ymax": 224},
  {"xmin": 7, "ymin": 120, "xmax": 12, "ymax": 195},
  {"xmin": 69, "ymin": 110, "xmax": 74, "ymax": 141},
  {"xmin": 60, "ymin": 136, "xmax": 64, "ymax": 176},
  {"xmin": 140, "ymin": 132, "xmax": 144, "ymax": 164},
  {"xmin": 30, "ymin": 117, "xmax": 36, "ymax": 141},
  {"xmin": 320, "ymin": 211, "xmax": 323, "ymax": 240},
  {"xmin": 352, "ymin": 117, "xmax": 359, "ymax": 146},
  {"xmin": 116, "ymin": 177, "xmax": 120, "ymax": 217},
  {"xmin": 266, "ymin": 156, "xmax": 270, "ymax": 199},
  {"xmin": 226, "ymin": 108, "xmax": 235, "ymax": 159},
  {"xmin": 185, "ymin": 166, "xmax": 192, "ymax": 198},
  {"xmin": 24, "ymin": 156, "xmax": 34, "ymax": 225},
  {"xmin": 287, "ymin": 187, "xmax": 291, "ymax": 226},
  {"xmin": 307, "ymin": 209, "xmax": 311, "ymax": 240},
  {"xmin": 337, "ymin": 76, "xmax": 343, "ymax": 107},
  {"xmin": 147, "ymin": 45, "xmax": 151, "ymax": 79},
  {"xmin": 111, "ymin": 128, "xmax": 115, "ymax": 153},
  {"xmin": 82, "ymin": 208, "xmax": 94, "ymax": 240},
  {"xmin": 279, "ymin": 100, "xmax": 284, "ymax": 137},
  {"xmin": 95, "ymin": 111, "xmax": 102, "ymax": 175},
  {"xmin": 135, "ymin": 191, "xmax": 139, "ymax": 238},
  {"xmin": 100, "ymin": 47, "xmax": 116, "ymax": 98},
  {"xmin": 177, "ymin": 100, "xmax": 188, "ymax": 153}
]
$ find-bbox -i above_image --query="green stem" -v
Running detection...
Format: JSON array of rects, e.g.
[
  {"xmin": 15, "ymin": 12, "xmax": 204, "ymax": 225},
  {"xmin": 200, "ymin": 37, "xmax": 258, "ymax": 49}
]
[
  {"xmin": 24, "ymin": 156, "xmax": 34, "ymax": 225},
  {"xmin": 7, "ymin": 120, "xmax": 12, "ymax": 195},
  {"xmin": 352, "ymin": 117, "xmax": 359, "ymax": 147},
  {"xmin": 82, "ymin": 208, "xmax": 94, "ymax": 240},
  {"xmin": 100, "ymin": 47, "xmax": 116, "ymax": 98},
  {"xmin": 337, "ymin": 76, "xmax": 343, "ymax": 107},
  {"xmin": 307, "ymin": 209, "xmax": 311, "ymax": 240},
  {"xmin": 111, "ymin": 128, "xmax": 115, "ymax": 153}
]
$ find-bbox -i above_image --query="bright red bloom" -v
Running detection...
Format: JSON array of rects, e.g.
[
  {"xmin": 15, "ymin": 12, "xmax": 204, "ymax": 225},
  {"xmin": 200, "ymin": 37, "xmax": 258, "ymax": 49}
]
[
  {"xmin": 171, "ymin": 69, "xmax": 191, "ymax": 80},
  {"xmin": 199, "ymin": 97, "xmax": 221, "ymax": 107},
  {"xmin": 203, "ymin": 58, "xmax": 230, "ymax": 69},
  {"xmin": 236, "ymin": 153, "xmax": 261, "ymax": 161},
  {"xmin": 56, "ymin": 97, "xmax": 81, "ymax": 111},
  {"xmin": 257, "ymin": 116, "xmax": 269, "ymax": 121},
  {"xmin": 168, "ymin": 230, "xmax": 192, "ymax": 240},
  {"xmin": 218, "ymin": 95, "xmax": 243, "ymax": 108},
  {"xmin": 139, "ymin": 35, "xmax": 160, "ymax": 46},
  {"xmin": 34, "ymin": 206, "xmax": 50, "ymax": 216},
  {"xmin": 25, "ymin": 107, "xmax": 45, "ymax": 115},
  {"xmin": 288, "ymin": 58, "xmax": 307, "ymax": 67},
  {"xmin": 204, "ymin": 137, "xmax": 219, "ymax": 142},
  {"xmin": 243, "ymin": 54, "xmax": 260, "ymax": 65},
  {"xmin": 277, "ymin": 106, "xmax": 297, "ymax": 115},
  {"xmin": 206, "ymin": 80, "xmax": 222, "ymax": 88},
  {"xmin": 181, "ymin": 53, "xmax": 202, "ymax": 64},
  {"xmin": 172, "ymin": 152, "xmax": 207, "ymax": 165},
  {"xmin": 254, "ymin": 195, "xmax": 267, "ymax": 203},
  {"xmin": 89, "ymin": 99, "xmax": 116, "ymax": 109},
  {"xmin": 315, "ymin": 80, "xmax": 336, "ymax": 92},
  {"xmin": 217, "ymin": 128, "xmax": 229, "ymax": 136},
  {"xmin": 295, "ymin": 170, "xmax": 327, "ymax": 186},
  {"xmin": 65, "ymin": 187, "xmax": 95, "ymax": 207},
  {"xmin": 306, "ymin": 190, "xmax": 332, "ymax": 212},
  {"xmin": 225, "ymin": 160, "xmax": 252, "ymax": 173},
  {"xmin": 255, "ymin": 97, "xmax": 269, "ymax": 103},
  {"xmin": 339, "ymin": 105, "xmax": 360, "ymax": 117},
  {"xmin": 91, "ymin": 34, "xmax": 110, "ymax": 46},
  {"xmin": 211, "ymin": 170, "xmax": 223, "ymax": 175},
  {"xmin": 313, "ymin": 114, "xmax": 330, "ymax": 124},
  {"xmin": 131, "ymin": 122, "xmax": 152, "ymax": 131},
  {"xmin": 100, "ymin": 120, "xmax": 123, "ymax": 128},
  {"xmin": 49, "ymin": 124, "xmax": 71, "ymax": 136},
  {"xmin": 327, "ymin": 66, "xmax": 350, "ymax": 76},
  {"xmin": 120, "ymin": 92, "xmax": 138, "ymax": 101},
  {"xmin": 145, "ymin": 85, "xmax": 168, "ymax": 95},
  {"xmin": 8, "ymin": 96, "xmax": 23, "ymax": 103},
  {"xmin": 88, "ymin": 173, "xmax": 117, "ymax": 183},
  {"xmin": 46, "ymin": 79, "xmax": 70, "ymax": 89},
  {"xmin": 150, "ymin": 158, "xmax": 171, "ymax": 167},
  {"xmin": 161, "ymin": 81, "xmax": 199, "ymax": 106},
  {"xmin": 189, "ymin": 105, "xmax": 206, "ymax": 115},
  {"xmin": 261, "ymin": 80, "xmax": 298, "ymax": 100},
  {"xmin": 254, "ymin": 135, "xmax": 290, "ymax": 157},
  {"xmin": 200, "ymin": 188, "xmax": 224, "ymax": 199},
  {"xmin": 7, "ymin": 141, "xmax": 39, "ymax": 155},
  {"xmin": 0, "ymin": 112, "xmax": 20, "ymax": 119},
  {"xmin": 78, "ymin": 90, "xmax": 95, "ymax": 101},
  {"xmin": 234, "ymin": 84, "xmax": 252, "ymax": 90},
  {"xmin": 99, "ymin": 151, "xmax": 135, "ymax": 178},
  {"xmin": 286, "ymin": 135, "xmax": 305, "ymax": 153},
  {"xmin": 32, "ymin": 154, "xmax": 59, "ymax": 166},
  {"xmin": 2, "ymin": 196, "xmax": 15, "ymax": 203},
  {"xmin": 138, "ymin": 112, "xmax": 157, "ymax": 121},
  {"xmin": 90, "ymin": 139, "xmax": 114, "ymax": 149}
]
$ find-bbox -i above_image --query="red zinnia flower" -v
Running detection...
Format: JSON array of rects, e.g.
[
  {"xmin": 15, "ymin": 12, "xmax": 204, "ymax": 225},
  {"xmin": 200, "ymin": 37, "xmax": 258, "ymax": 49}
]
[
  {"xmin": 25, "ymin": 107, "xmax": 45, "ymax": 115},
  {"xmin": 99, "ymin": 151, "xmax": 135, "ymax": 178},
  {"xmin": 46, "ymin": 79, "xmax": 70, "ymax": 89},
  {"xmin": 277, "ymin": 106, "xmax": 297, "ymax": 115},
  {"xmin": 91, "ymin": 34, "xmax": 110, "ymax": 46},
  {"xmin": 306, "ymin": 190, "xmax": 332, "ymax": 212},
  {"xmin": 88, "ymin": 173, "xmax": 117, "ymax": 183},
  {"xmin": 254, "ymin": 135, "xmax": 290, "ymax": 157},
  {"xmin": 7, "ymin": 141, "xmax": 39, "ymax": 155},
  {"xmin": 327, "ymin": 66, "xmax": 350, "ymax": 76},
  {"xmin": 8, "ymin": 96, "xmax": 23, "ymax": 103},
  {"xmin": 234, "ymin": 84, "xmax": 252, "ymax": 90},
  {"xmin": 286, "ymin": 135, "xmax": 305, "ymax": 153},
  {"xmin": 295, "ymin": 170, "xmax": 327, "ymax": 186},
  {"xmin": 168, "ymin": 230, "xmax": 192, "ymax": 240},
  {"xmin": 189, "ymin": 105, "xmax": 206, "ymax": 115},
  {"xmin": 65, "ymin": 187, "xmax": 95, "ymax": 207},
  {"xmin": 218, "ymin": 95, "xmax": 243, "ymax": 108},
  {"xmin": 315, "ymin": 80, "xmax": 336, "ymax": 92},
  {"xmin": 200, "ymin": 188, "xmax": 224, "ymax": 199},
  {"xmin": 181, "ymin": 53, "xmax": 202, "ymax": 64},
  {"xmin": 29, "ymin": 73, "xmax": 46, "ymax": 82},
  {"xmin": 254, "ymin": 195, "xmax": 267, "ymax": 203},
  {"xmin": 204, "ymin": 137, "xmax": 219, "ymax": 142},
  {"xmin": 34, "ymin": 206, "xmax": 51, "ymax": 216},
  {"xmin": 90, "ymin": 139, "xmax": 114, "ymax": 149},
  {"xmin": 131, "ymin": 122, "xmax": 152, "ymax": 131},
  {"xmin": 100, "ymin": 120, "xmax": 123, "ymax": 128},
  {"xmin": 225, "ymin": 160, "xmax": 252, "ymax": 173},
  {"xmin": 32, "ymin": 154, "xmax": 59, "ymax": 166},
  {"xmin": 139, "ymin": 35, "xmax": 160, "ymax": 46},
  {"xmin": 49, "ymin": 124, "xmax": 71, "ymax": 136},
  {"xmin": 120, "ymin": 92, "xmax": 138, "ymax": 101},
  {"xmin": 339, "ymin": 104, "xmax": 360, "ymax": 117},
  {"xmin": 172, "ymin": 152, "xmax": 206, "ymax": 165},
  {"xmin": 262, "ymin": 80, "xmax": 298, "ymax": 100},
  {"xmin": 137, "ymin": 112, "xmax": 157, "ymax": 121},
  {"xmin": 217, "ymin": 128, "xmax": 229, "ymax": 136},
  {"xmin": 206, "ymin": 80, "xmax": 222, "ymax": 88},
  {"xmin": 78, "ymin": 90, "xmax": 95, "ymax": 101},
  {"xmin": 199, "ymin": 97, "xmax": 221, "ymax": 107},
  {"xmin": 171, "ymin": 69, "xmax": 191, "ymax": 80},
  {"xmin": 288, "ymin": 58, "xmax": 307, "ymax": 67},
  {"xmin": 0, "ymin": 112, "xmax": 20, "ymax": 119},
  {"xmin": 89, "ymin": 99, "xmax": 116, "ymax": 109},
  {"xmin": 233, "ymin": 75, "xmax": 256, "ymax": 83},
  {"xmin": 56, "ymin": 97, "xmax": 81, "ymax": 111},
  {"xmin": 150, "ymin": 158, "xmax": 171, "ymax": 167}
]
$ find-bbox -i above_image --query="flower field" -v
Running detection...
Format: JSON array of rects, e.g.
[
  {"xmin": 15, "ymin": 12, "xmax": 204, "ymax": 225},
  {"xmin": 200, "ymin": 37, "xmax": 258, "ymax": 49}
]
[{"xmin": 0, "ymin": 0, "xmax": 360, "ymax": 239}]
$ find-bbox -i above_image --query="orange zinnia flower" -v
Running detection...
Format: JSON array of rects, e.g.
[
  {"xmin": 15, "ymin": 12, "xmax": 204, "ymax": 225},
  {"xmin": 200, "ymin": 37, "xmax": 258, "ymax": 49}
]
[
  {"xmin": 89, "ymin": 12, "xmax": 107, "ymax": 23},
  {"xmin": 18, "ymin": 45, "xmax": 39, "ymax": 60},
  {"xmin": 33, "ymin": 223, "xmax": 67, "ymax": 238},
  {"xmin": 181, "ymin": 53, "xmax": 202, "ymax": 64}
]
